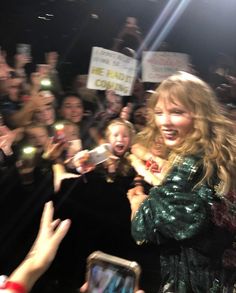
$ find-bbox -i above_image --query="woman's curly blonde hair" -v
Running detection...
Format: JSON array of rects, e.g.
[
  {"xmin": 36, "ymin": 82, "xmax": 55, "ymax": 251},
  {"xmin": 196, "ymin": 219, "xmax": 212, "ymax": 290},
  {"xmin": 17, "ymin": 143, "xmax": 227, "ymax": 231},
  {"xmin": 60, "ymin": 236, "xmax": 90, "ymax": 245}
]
[{"xmin": 145, "ymin": 71, "xmax": 236, "ymax": 195}]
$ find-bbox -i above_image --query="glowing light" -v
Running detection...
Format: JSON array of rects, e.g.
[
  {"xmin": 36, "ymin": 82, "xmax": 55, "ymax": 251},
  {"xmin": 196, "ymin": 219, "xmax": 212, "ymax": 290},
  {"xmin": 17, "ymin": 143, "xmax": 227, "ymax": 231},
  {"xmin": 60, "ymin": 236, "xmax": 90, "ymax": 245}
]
[
  {"xmin": 23, "ymin": 146, "xmax": 36, "ymax": 155},
  {"xmin": 54, "ymin": 123, "xmax": 64, "ymax": 130},
  {"xmin": 41, "ymin": 78, "xmax": 52, "ymax": 87},
  {"xmin": 136, "ymin": 0, "xmax": 178, "ymax": 58},
  {"xmin": 136, "ymin": 0, "xmax": 192, "ymax": 59},
  {"xmin": 149, "ymin": 0, "xmax": 192, "ymax": 52}
]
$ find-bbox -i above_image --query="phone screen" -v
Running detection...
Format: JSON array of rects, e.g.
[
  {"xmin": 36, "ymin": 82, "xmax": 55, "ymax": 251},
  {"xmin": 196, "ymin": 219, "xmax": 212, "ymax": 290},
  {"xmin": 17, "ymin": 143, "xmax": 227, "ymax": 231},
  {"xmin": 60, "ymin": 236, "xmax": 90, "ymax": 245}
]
[
  {"xmin": 87, "ymin": 260, "xmax": 137, "ymax": 293},
  {"xmin": 87, "ymin": 144, "xmax": 111, "ymax": 165},
  {"xmin": 53, "ymin": 123, "xmax": 65, "ymax": 143}
]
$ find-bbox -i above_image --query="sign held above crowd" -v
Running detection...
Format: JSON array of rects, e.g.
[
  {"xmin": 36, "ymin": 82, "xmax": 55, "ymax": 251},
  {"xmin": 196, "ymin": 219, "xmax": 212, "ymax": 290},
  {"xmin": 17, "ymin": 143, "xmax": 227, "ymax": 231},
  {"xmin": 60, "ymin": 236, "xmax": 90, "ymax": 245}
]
[
  {"xmin": 142, "ymin": 51, "xmax": 190, "ymax": 83},
  {"xmin": 87, "ymin": 47, "xmax": 137, "ymax": 96}
]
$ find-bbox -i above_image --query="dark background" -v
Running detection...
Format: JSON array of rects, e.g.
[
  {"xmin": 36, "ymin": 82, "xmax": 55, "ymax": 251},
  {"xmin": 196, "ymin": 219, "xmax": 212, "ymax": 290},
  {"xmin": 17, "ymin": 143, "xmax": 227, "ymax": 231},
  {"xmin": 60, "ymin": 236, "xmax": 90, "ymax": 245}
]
[{"xmin": 1, "ymin": 0, "xmax": 236, "ymax": 86}]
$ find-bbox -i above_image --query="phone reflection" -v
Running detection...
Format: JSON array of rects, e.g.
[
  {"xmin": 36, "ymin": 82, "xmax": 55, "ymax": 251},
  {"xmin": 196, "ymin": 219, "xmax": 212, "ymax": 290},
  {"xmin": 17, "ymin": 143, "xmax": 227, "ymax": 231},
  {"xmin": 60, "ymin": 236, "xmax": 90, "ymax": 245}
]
[{"xmin": 88, "ymin": 263, "xmax": 135, "ymax": 293}]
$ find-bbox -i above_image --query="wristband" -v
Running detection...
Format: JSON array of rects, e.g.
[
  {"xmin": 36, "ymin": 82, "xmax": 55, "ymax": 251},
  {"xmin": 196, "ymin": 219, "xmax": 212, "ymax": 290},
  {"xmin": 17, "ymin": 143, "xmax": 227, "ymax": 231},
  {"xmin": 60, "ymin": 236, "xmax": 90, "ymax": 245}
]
[{"xmin": 0, "ymin": 281, "xmax": 27, "ymax": 293}]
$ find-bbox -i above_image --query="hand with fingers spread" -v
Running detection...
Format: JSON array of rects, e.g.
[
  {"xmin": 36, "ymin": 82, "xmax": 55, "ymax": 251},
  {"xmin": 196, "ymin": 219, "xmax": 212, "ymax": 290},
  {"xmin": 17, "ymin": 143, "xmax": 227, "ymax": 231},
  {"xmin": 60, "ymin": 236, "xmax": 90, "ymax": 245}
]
[
  {"xmin": 25, "ymin": 201, "xmax": 70, "ymax": 271},
  {"xmin": 42, "ymin": 138, "xmax": 66, "ymax": 161},
  {"xmin": 1, "ymin": 201, "xmax": 70, "ymax": 293}
]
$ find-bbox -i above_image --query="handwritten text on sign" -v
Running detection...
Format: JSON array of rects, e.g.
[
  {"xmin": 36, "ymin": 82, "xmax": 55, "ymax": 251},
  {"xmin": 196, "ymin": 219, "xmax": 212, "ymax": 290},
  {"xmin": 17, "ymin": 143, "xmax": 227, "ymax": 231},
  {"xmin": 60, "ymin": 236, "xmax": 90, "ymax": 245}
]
[
  {"xmin": 142, "ymin": 51, "xmax": 190, "ymax": 83},
  {"xmin": 87, "ymin": 47, "xmax": 137, "ymax": 96}
]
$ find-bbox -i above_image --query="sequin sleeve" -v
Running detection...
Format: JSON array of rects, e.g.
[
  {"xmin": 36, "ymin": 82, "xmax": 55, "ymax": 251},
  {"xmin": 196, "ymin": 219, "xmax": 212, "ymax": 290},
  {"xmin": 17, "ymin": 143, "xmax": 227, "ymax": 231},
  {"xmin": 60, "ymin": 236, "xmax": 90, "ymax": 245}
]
[{"xmin": 131, "ymin": 156, "xmax": 215, "ymax": 245}]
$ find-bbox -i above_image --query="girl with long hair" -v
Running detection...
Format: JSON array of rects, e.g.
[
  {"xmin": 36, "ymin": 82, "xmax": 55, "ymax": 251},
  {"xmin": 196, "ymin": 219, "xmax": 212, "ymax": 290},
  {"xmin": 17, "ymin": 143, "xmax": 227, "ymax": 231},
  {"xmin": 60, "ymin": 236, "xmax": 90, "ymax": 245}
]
[{"xmin": 127, "ymin": 71, "xmax": 236, "ymax": 292}]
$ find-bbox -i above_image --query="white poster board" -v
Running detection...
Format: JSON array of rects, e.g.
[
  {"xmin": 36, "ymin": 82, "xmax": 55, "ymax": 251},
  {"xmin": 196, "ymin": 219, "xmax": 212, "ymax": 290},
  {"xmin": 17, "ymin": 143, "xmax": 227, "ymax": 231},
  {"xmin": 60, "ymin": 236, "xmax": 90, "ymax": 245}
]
[
  {"xmin": 142, "ymin": 51, "xmax": 190, "ymax": 83},
  {"xmin": 87, "ymin": 47, "xmax": 137, "ymax": 96}
]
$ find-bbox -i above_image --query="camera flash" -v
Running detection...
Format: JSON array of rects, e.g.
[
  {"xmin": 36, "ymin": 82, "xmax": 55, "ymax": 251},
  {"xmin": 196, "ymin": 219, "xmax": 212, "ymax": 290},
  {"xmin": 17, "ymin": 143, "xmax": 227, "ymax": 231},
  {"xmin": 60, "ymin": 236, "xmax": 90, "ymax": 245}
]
[
  {"xmin": 23, "ymin": 146, "xmax": 36, "ymax": 154},
  {"xmin": 54, "ymin": 123, "xmax": 64, "ymax": 130},
  {"xmin": 41, "ymin": 78, "xmax": 51, "ymax": 87}
]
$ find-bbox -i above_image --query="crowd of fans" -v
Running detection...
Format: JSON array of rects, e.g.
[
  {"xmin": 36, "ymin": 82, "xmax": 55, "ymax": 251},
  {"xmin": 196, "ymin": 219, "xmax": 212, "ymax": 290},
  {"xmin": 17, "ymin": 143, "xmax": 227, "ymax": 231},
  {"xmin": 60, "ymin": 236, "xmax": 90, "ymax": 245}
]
[{"xmin": 1, "ymin": 37, "xmax": 236, "ymax": 293}]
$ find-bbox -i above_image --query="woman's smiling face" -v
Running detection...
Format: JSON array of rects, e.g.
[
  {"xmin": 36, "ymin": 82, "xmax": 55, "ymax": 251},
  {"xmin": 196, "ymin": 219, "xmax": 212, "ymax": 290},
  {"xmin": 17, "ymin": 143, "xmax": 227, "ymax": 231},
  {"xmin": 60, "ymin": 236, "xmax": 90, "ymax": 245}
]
[
  {"xmin": 60, "ymin": 96, "xmax": 84, "ymax": 123},
  {"xmin": 154, "ymin": 97, "xmax": 194, "ymax": 148}
]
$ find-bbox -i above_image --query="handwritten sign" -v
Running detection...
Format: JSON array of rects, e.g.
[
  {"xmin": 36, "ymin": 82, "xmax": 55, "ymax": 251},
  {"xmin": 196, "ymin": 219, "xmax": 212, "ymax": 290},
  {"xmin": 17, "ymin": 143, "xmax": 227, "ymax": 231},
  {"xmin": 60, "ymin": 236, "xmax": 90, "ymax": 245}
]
[
  {"xmin": 87, "ymin": 47, "xmax": 137, "ymax": 96},
  {"xmin": 142, "ymin": 51, "xmax": 190, "ymax": 82}
]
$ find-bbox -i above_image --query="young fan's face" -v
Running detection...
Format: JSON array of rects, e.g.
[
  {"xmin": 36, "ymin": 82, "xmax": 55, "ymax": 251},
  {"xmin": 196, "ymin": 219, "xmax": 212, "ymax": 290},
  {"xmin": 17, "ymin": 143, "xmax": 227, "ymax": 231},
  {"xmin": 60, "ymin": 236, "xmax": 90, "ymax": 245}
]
[
  {"xmin": 154, "ymin": 97, "xmax": 194, "ymax": 148},
  {"xmin": 34, "ymin": 104, "xmax": 55, "ymax": 126},
  {"xmin": 108, "ymin": 124, "xmax": 131, "ymax": 156},
  {"xmin": 26, "ymin": 127, "xmax": 49, "ymax": 151},
  {"xmin": 60, "ymin": 96, "xmax": 83, "ymax": 123}
]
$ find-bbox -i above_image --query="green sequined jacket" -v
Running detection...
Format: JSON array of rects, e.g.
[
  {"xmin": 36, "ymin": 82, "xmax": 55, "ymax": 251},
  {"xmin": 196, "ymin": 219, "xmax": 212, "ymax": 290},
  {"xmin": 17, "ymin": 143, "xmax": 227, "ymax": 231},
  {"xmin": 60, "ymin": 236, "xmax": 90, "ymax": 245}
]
[{"xmin": 131, "ymin": 156, "xmax": 234, "ymax": 293}]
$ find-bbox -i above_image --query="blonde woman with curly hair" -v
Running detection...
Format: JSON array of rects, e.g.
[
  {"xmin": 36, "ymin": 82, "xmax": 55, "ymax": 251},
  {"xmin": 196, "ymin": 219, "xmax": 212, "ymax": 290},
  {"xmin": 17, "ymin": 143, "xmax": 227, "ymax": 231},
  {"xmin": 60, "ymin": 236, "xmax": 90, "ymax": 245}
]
[{"xmin": 127, "ymin": 71, "xmax": 236, "ymax": 292}]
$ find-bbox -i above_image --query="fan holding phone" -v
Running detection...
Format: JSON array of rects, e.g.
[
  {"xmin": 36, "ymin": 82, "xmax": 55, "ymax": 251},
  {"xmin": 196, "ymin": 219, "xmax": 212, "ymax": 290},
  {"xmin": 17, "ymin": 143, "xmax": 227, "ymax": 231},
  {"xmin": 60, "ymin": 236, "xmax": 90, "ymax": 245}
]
[
  {"xmin": 71, "ymin": 119, "xmax": 135, "ymax": 179},
  {"xmin": 72, "ymin": 143, "xmax": 113, "ymax": 174}
]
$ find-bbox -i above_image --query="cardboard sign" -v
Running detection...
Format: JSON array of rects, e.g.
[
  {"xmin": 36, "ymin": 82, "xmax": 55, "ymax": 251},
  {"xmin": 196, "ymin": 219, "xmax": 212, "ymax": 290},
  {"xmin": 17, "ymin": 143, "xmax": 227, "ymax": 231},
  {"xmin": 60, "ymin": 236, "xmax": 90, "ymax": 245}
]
[
  {"xmin": 142, "ymin": 51, "xmax": 190, "ymax": 82},
  {"xmin": 87, "ymin": 47, "xmax": 137, "ymax": 96}
]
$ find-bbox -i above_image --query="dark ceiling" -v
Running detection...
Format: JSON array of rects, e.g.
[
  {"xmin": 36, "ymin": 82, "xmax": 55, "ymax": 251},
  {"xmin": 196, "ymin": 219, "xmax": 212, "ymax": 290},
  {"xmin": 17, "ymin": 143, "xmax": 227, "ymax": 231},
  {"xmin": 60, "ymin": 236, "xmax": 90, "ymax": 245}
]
[{"xmin": 1, "ymin": 0, "xmax": 236, "ymax": 86}]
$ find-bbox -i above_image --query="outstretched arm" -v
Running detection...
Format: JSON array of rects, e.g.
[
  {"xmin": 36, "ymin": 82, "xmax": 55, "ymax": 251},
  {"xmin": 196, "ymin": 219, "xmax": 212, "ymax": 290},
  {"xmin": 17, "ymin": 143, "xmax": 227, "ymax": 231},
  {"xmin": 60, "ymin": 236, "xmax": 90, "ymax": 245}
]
[{"xmin": 1, "ymin": 201, "xmax": 70, "ymax": 293}]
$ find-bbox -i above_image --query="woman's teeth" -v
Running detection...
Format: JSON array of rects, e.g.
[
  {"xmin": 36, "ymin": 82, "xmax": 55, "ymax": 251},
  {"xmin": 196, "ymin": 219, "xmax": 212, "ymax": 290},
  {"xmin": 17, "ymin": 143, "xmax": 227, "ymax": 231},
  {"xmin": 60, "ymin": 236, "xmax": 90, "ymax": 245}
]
[
  {"xmin": 164, "ymin": 130, "xmax": 177, "ymax": 134},
  {"xmin": 163, "ymin": 130, "xmax": 178, "ymax": 138}
]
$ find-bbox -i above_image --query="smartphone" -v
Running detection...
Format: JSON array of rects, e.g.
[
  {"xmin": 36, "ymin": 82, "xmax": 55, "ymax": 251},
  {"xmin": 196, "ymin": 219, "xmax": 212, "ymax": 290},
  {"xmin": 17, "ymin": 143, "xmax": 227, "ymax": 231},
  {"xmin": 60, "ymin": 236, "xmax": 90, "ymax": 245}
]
[
  {"xmin": 21, "ymin": 145, "xmax": 36, "ymax": 157},
  {"xmin": 20, "ymin": 146, "xmax": 37, "ymax": 168},
  {"xmin": 40, "ymin": 78, "xmax": 52, "ymax": 89},
  {"xmin": 17, "ymin": 146, "xmax": 37, "ymax": 184},
  {"xmin": 87, "ymin": 143, "xmax": 111, "ymax": 165},
  {"xmin": 86, "ymin": 251, "xmax": 141, "ymax": 293},
  {"xmin": 17, "ymin": 43, "xmax": 31, "ymax": 57},
  {"xmin": 53, "ymin": 123, "xmax": 65, "ymax": 143}
]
